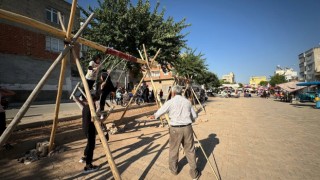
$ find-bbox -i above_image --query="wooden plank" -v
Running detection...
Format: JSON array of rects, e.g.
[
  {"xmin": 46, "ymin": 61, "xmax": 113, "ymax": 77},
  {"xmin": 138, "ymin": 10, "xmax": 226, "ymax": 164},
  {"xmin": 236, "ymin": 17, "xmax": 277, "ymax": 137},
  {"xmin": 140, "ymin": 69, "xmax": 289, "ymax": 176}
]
[{"xmin": 72, "ymin": 49, "xmax": 121, "ymax": 180}]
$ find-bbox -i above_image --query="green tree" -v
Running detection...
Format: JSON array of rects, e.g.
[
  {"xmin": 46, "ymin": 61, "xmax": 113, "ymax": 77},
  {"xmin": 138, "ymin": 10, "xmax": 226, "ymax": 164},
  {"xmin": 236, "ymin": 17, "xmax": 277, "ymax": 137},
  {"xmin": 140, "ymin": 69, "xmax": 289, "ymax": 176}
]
[
  {"xmin": 269, "ymin": 74, "xmax": 287, "ymax": 87},
  {"xmin": 238, "ymin": 83, "xmax": 243, "ymax": 88},
  {"xmin": 219, "ymin": 79, "xmax": 230, "ymax": 84},
  {"xmin": 172, "ymin": 48, "xmax": 207, "ymax": 80},
  {"xmin": 196, "ymin": 71, "xmax": 220, "ymax": 89},
  {"xmin": 80, "ymin": 0, "xmax": 190, "ymax": 75},
  {"xmin": 259, "ymin": 81, "xmax": 269, "ymax": 86}
]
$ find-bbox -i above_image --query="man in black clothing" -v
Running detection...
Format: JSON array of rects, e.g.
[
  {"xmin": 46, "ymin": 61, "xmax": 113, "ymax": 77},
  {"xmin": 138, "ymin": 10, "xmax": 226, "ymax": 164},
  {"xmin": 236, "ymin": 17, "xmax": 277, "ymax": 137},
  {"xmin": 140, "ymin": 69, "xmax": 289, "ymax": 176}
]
[
  {"xmin": 99, "ymin": 71, "xmax": 117, "ymax": 119},
  {"xmin": 80, "ymin": 95, "xmax": 99, "ymax": 173}
]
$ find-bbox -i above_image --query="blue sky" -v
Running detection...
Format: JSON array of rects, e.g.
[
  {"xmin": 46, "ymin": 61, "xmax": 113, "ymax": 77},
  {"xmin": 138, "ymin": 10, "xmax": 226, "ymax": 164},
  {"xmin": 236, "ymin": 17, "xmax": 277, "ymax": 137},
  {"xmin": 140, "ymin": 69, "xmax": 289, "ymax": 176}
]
[{"xmin": 74, "ymin": 0, "xmax": 320, "ymax": 83}]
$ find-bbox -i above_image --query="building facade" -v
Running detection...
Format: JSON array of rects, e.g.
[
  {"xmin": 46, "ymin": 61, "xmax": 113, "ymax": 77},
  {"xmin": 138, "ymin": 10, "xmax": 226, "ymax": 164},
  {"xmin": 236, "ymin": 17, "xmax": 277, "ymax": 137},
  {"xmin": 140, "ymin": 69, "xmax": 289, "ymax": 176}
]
[
  {"xmin": 249, "ymin": 76, "xmax": 267, "ymax": 88},
  {"xmin": 298, "ymin": 47, "xmax": 320, "ymax": 82},
  {"xmin": 274, "ymin": 66, "xmax": 298, "ymax": 81},
  {"xmin": 0, "ymin": 0, "xmax": 80, "ymax": 102},
  {"xmin": 222, "ymin": 72, "xmax": 235, "ymax": 84},
  {"xmin": 142, "ymin": 64, "xmax": 175, "ymax": 96}
]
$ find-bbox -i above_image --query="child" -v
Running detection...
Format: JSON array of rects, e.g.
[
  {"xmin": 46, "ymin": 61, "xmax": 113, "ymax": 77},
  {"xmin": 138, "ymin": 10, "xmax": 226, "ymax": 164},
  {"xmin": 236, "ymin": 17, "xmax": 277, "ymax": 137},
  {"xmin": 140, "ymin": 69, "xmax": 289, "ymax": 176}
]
[
  {"xmin": 79, "ymin": 94, "xmax": 99, "ymax": 173},
  {"xmin": 116, "ymin": 90, "xmax": 122, "ymax": 105},
  {"xmin": 85, "ymin": 55, "xmax": 101, "ymax": 90}
]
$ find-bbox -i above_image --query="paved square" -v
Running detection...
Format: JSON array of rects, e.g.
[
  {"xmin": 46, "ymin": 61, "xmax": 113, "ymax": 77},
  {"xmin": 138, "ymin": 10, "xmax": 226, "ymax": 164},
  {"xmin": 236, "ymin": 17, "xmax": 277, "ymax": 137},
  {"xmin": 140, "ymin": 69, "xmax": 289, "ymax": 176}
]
[{"xmin": 1, "ymin": 97, "xmax": 320, "ymax": 180}]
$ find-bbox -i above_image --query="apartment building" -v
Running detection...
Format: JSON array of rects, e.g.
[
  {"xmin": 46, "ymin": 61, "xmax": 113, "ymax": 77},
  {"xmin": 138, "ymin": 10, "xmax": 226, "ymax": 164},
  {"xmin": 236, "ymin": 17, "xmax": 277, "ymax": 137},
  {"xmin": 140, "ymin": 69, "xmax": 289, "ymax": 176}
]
[
  {"xmin": 274, "ymin": 66, "xmax": 298, "ymax": 81},
  {"xmin": 0, "ymin": 0, "xmax": 80, "ymax": 102},
  {"xmin": 298, "ymin": 47, "xmax": 320, "ymax": 82},
  {"xmin": 249, "ymin": 76, "xmax": 267, "ymax": 88},
  {"xmin": 222, "ymin": 72, "xmax": 235, "ymax": 84}
]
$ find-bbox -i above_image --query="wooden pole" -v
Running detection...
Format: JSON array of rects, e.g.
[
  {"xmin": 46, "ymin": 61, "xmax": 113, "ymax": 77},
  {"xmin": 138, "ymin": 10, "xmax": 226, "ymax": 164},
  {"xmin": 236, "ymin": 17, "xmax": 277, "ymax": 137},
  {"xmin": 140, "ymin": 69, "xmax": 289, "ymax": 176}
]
[
  {"xmin": 190, "ymin": 86, "xmax": 206, "ymax": 114},
  {"xmin": 48, "ymin": 2, "xmax": 88, "ymax": 151},
  {"xmin": 116, "ymin": 70, "xmax": 149, "ymax": 125},
  {"xmin": 141, "ymin": 45, "xmax": 171, "ymax": 124},
  {"xmin": 77, "ymin": 87, "xmax": 87, "ymax": 99},
  {"xmin": 193, "ymin": 132, "xmax": 220, "ymax": 180},
  {"xmin": 139, "ymin": 49, "xmax": 166, "ymax": 125},
  {"xmin": 65, "ymin": 0, "xmax": 77, "ymax": 40},
  {"xmin": 0, "ymin": 8, "xmax": 145, "ymax": 64},
  {"xmin": 164, "ymin": 79, "xmax": 176, "ymax": 103},
  {"xmin": 117, "ymin": 48, "xmax": 161, "ymax": 125},
  {"xmin": 69, "ymin": 82, "xmax": 81, "ymax": 99},
  {"xmin": 0, "ymin": 45, "xmax": 72, "ymax": 146},
  {"xmin": 57, "ymin": 12, "xmax": 66, "ymax": 32},
  {"xmin": 72, "ymin": 49, "xmax": 121, "ymax": 180}
]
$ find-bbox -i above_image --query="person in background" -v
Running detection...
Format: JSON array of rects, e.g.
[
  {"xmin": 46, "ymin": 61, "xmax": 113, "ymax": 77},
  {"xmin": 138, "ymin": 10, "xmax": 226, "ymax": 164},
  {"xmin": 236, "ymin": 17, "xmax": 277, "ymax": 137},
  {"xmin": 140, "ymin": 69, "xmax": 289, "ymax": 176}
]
[
  {"xmin": 159, "ymin": 89, "xmax": 163, "ymax": 100},
  {"xmin": 109, "ymin": 91, "xmax": 115, "ymax": 104},
  {"xmin": 0, "ymin": 87, "xmax": 15, "ymax": 150},
  {"xmin": 116, "ymin": 89, "xmax": 122, "ymax": 105},
  {"xmin": 143, "ymin": 85, "xmax": 150, "ymax": 103}
]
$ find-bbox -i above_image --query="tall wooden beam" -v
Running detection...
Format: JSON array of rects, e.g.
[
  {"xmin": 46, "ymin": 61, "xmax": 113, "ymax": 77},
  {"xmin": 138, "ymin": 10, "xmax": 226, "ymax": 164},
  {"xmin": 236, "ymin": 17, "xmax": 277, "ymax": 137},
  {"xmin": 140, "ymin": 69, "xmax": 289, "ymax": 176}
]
[
  {"xmin": 0, "ymin": 8, "xmax": 145, "ymax": 64},
  {"xmin": 140, "ymin": 45, "xmax": 171, "ymax": 124},
  {"xmin": 48, "ymin": 0, "xmax": 80, "ymax": 151},
  {"xmin": 72, "ymin": 49, "xmax": 121, "ymax": 180},
  {"xmin": 66, "ymin": 0, "xmax": 77, "ymax": 40}
]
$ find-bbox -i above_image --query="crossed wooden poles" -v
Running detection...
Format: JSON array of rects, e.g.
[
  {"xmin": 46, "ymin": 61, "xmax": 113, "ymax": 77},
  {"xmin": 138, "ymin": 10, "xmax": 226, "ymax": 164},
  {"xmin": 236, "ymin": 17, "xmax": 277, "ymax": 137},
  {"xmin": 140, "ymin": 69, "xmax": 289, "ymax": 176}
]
[
  {"xmin": 0, "ymin": 1, "xmax": 217, "ymax": 179},
  {"xmin": 0, "ymin": 0, "xmax": 152, "ymax": 178}
]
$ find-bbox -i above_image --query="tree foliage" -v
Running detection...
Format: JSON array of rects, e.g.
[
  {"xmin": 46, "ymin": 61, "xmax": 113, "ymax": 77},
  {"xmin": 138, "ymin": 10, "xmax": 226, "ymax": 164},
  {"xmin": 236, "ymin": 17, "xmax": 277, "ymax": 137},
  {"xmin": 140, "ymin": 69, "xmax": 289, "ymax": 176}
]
[
  {"xmin": 259, "ymin": 81, "xmax": 269, "ymax": 86},
  {"xmin": 80, "ymin": 0, "xmax": 190, "ymax": 74},
  {"xmin": 196, "ymin": 71, "xmax": 220, "ymax": 89},
  {"xmin": 172, "ymin": 48, "xmax": 207, "ymax": 79},
  {"xmin": 269, "ymin": 74, "xmax": 287, "ymax": 87}
]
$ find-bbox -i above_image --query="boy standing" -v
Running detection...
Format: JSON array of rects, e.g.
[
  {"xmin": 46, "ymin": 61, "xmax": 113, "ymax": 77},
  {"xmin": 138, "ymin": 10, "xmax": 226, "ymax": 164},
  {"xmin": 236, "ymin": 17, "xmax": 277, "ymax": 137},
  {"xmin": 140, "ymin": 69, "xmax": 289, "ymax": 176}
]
[{"xmin": 79, "ymin": 95, "xmax": 99, "ymax": 173}]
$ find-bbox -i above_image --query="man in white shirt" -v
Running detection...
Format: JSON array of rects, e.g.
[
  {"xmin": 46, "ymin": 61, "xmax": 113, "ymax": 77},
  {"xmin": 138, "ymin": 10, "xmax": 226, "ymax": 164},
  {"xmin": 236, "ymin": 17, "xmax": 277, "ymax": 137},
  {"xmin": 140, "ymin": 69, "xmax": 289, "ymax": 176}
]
[{"xmin": 150, "ymin": 85, "xmax": 200, "ymax": 179}]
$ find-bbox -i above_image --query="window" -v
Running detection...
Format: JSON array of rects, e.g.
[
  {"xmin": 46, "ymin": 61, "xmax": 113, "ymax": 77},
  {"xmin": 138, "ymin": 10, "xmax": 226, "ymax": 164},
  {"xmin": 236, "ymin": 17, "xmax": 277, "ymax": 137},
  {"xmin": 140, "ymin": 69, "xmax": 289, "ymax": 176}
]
[
  {"xmin": 46, "ymin": 7, "xmax": 63, "ymax": 24},
  {"xmin": 80, "ymin": 44, "xmax": 88, "ymax": 58},
  {"xmin": 45, "ymin": 36, "xmax": 64, "ymax": 52},
  {"xmin": 151, "ymin": 71, "xmax": 160, "ymax": 77}
]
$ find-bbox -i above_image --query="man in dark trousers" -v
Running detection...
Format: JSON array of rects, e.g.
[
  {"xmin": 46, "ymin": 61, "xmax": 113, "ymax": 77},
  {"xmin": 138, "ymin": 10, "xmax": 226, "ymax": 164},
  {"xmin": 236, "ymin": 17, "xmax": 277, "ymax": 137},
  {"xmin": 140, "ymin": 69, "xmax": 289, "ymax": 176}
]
[
  {"xmin": 79, "ymin": 94, "xmax": 99, "ymax": 173},
  {"xmin": 149, "ymin": 85, "xmax": 200, "ymax": 180},
  {"xmin": 99, "ymin": 70, "xmax": 117, "ymax": 119}
]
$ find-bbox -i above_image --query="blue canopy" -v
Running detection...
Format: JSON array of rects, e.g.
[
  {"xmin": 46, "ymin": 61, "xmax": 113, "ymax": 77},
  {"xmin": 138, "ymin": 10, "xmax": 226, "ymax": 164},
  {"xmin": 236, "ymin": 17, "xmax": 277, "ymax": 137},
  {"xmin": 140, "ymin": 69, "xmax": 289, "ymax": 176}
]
[{"xmin": 296, "ymin": 81, "xmax": 320, "ymax": 86}]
